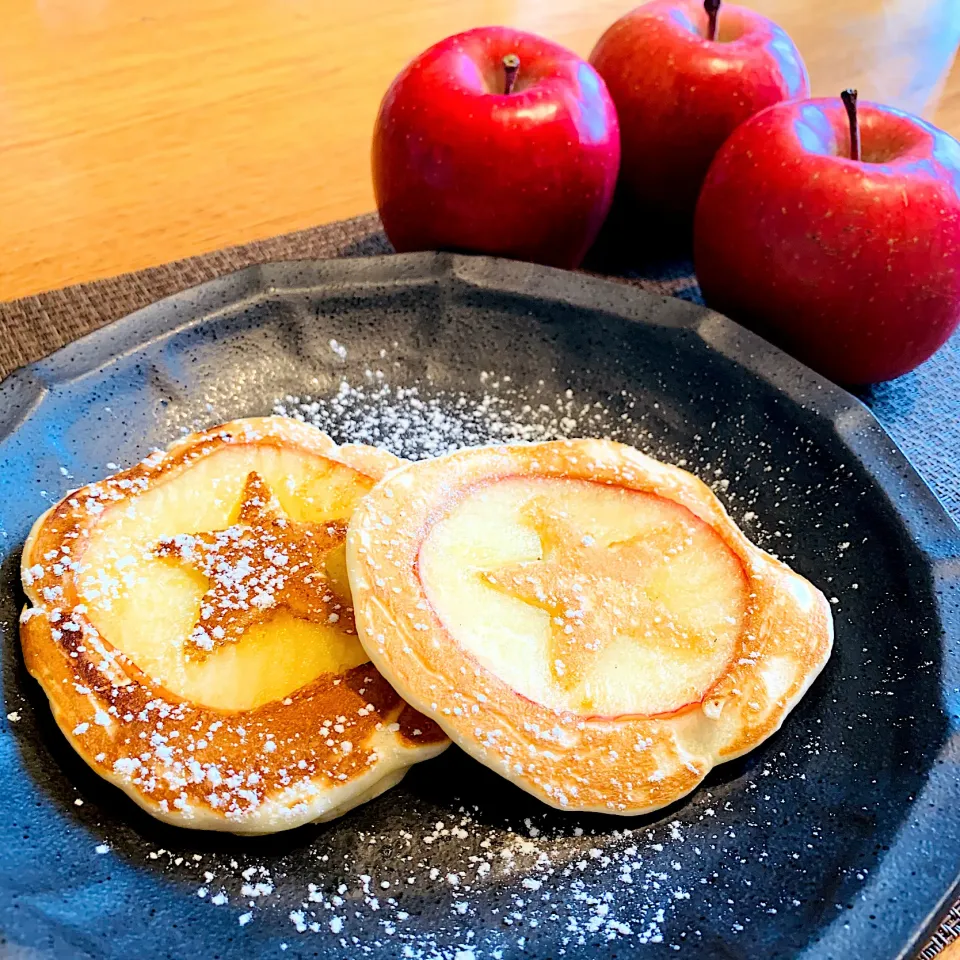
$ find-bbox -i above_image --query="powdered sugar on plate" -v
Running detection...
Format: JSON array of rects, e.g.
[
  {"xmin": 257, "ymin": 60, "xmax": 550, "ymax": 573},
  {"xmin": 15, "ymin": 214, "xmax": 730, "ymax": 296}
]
[
  {"xmin": 273, "ymin": 373, "xmax": 628, "ymax": 461},
  {"xmin": 145, "ymin": 786, "xmax": 822, "ymax": 957},
  {"xmin": 69, "ymin": 355, "xmax": 884, "ymax": 957},
  {"xmin": 92, "ymin": 363, "xmax": 862, "ymax": 956},
  {"xmin": 271, "ymin": 368, "xmax": 858, "ymax": 570}
]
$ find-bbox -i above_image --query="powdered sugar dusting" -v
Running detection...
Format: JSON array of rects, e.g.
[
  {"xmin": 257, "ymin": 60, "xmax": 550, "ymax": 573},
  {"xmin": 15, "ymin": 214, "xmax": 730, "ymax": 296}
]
[
  {"xmin": 64, "ymin": 351, "xmax": 895, "ymax": 956},
  {"xmin": 273, "ymin": 374, "xmax": 621, "ymax": 460},
  {"xmin": 270, "ymin": 370, "xmax": 859, "ymax": 570},
  {"xmin": 157, "ymin": 802, "xmax": 740, "ymax": 955}
]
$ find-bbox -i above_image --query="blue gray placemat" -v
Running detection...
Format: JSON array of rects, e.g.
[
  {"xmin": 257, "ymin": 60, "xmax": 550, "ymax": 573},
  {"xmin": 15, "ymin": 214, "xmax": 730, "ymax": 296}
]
[{"xmin": 866, "ymin": 347, "xmax": 960, "ymax": 522}]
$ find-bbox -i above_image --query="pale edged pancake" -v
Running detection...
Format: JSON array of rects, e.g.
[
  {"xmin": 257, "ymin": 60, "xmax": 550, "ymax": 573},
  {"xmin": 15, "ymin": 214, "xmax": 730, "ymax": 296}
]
[
  {"xmin": 346, "ymin": 438, "xmax": 833, "ymax": 815},
  {"xmin": 20, "ymin": 417, "xmax": 447, "ymax": 833}
]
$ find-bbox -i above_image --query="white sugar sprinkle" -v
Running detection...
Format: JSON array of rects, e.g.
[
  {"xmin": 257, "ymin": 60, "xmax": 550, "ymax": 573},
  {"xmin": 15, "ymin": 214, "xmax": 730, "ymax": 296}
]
[{"xmin": 84, "ymin": 348, "xmax": 862, "ymax": 958}]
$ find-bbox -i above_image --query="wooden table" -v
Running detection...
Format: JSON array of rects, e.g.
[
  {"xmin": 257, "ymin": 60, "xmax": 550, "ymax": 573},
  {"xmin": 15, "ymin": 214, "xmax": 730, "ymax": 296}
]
[{"xmin": 2, "ymin": 0, "xmax": 960, "ymax": 301}]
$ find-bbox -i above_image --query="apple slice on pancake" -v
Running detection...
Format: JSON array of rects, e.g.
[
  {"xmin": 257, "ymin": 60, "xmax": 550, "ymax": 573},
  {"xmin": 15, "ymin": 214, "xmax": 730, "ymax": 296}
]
[
  {"xmin": 347, "ymin": 438, "xmax": 832, "ymax": 815},
  {"xmin": 20, "ymin": 417, "xmax": 447, "ymax": 833}
]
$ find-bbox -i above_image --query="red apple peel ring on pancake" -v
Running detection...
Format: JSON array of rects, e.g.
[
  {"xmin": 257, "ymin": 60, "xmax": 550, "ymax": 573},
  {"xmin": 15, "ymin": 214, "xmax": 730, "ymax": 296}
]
[
  {"xmin": 346, "ymin": 439, "xmax": 833, "ymax": 815},
  {"xmin": 20, "ymin": 417, "xmax": 448, "ymax": 833}
]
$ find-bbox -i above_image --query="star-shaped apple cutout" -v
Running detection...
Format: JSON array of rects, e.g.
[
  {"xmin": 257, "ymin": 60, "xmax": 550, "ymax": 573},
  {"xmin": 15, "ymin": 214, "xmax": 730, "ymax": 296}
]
[
  {"xmin": 482, "ymin": 499, "xmax": 722, "ymax": 693},
  {"xmin": 154, "ymin": 471, "xmax": 352, "ymax": 659}
]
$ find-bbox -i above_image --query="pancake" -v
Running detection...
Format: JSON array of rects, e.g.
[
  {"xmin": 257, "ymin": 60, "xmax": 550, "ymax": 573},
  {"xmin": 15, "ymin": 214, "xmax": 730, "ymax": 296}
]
[
  {"xmin": 20, "ymin": 416, "xmax": 448, "ymax": 833},
  {"xmin": 346, "ymin": 439, "xmax": 833, "ymax": 815}
]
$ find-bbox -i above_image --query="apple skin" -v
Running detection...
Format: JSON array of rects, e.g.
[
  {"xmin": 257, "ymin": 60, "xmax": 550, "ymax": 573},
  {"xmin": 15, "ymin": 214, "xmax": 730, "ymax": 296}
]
[
  {"xmin": 694, "ymin": 98, "xmax": 960, "ymax": 384},
  {"xmin": 373, "ymin": 27, "xmax": 620, "ymax": 270},
  {"xmin": 589, "ymin": 0, "xmax": 809, "ymax": 224}
]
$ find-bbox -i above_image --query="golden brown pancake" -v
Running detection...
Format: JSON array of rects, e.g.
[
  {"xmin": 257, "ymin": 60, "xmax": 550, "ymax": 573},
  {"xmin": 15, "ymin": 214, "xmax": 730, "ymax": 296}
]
[
  {"xmin": 346, "ymin": 438, "xmax": 832, "ymax": 815},
  {"xmin": 20, "ymin": 416, "xmax": 447, "ymax": 833}
]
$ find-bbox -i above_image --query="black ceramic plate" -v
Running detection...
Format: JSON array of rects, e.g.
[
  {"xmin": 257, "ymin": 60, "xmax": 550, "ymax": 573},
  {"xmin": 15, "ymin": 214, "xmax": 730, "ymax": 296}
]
[{"xmin": 1, "ymin": 254, "xmax": 958, "ymax": 960}]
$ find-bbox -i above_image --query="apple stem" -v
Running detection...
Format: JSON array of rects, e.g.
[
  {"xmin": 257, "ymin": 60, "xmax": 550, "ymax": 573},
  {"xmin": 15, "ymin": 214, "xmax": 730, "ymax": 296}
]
[
  {"xmin": 503, "ymin": 54, "xmax": 520, "ymax": 95},
  {"xmin": 704, "ymin": 0, "xmax": 721, "ymax": 41},
  {"xmin": 841, "ymin": 88, "xmax": 861, "ymax": 162}
]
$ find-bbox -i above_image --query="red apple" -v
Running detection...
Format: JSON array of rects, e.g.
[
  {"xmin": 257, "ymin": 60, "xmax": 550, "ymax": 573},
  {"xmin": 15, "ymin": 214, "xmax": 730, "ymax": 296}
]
[
  {"xmin": 589, "ymin": 0, "xmax": 809, "ymax": 225},
  {"xmin": 372, "ymin": 27, "xmax": 620, "ymax": 270},
  {"xmin": 694, "ymin": 91, "xmax": 960, "ymax": 384}
]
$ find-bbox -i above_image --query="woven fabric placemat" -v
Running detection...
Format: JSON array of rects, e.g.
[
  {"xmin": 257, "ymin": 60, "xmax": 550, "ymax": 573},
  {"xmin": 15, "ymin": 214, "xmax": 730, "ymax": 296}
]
[{"xmin": 1, "ymin": 212, "xmax": 958, "ymax": 956}]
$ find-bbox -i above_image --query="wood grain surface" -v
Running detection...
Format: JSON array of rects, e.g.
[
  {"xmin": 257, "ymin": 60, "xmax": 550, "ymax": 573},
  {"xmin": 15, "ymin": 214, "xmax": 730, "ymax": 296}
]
[
  {"xmin": 942, "ymin": 941, "xmax": 960, "ymax": 959},
  {"xmin": 1, "ymin": 0, "xmax": 959, "ymax": 299}
]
